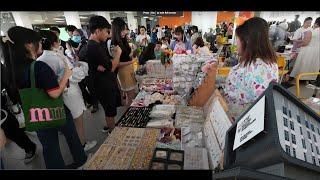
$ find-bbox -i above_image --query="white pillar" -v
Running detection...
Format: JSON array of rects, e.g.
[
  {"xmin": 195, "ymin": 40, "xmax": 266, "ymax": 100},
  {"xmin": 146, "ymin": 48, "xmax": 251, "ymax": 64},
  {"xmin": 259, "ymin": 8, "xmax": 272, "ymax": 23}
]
[
  {"xmin": 127, "ymin": 12, "xmax": 137, "ymax": 31},
  {"xmin": 191, "ymin": 11, "xmax": 217, "ymax": 35},
  {"xmin": 64, "ymin": 11, "xmax": 81, "ymax": 29},
  {"xmin": 140, "ymin": 18, "xmax": 147, "ymax": 27},
  {"xmin": 95, "ymin": 11, "xmax": 111, "ymax": 23},
  {"xmin": 11, "ymin": 12, "xmax": 33, "ymax": 29}
]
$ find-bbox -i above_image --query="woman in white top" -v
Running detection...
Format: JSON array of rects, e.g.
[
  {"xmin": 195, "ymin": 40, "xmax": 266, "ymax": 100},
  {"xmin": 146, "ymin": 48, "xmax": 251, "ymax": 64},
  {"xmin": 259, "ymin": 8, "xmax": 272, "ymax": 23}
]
[
  {"xmin": 290, "ymin": 17, "xmax": 320, "ymax": 80},
  {"xmin": 290, "ymin": 17, "xmax": 313, "ymax": 58},
  {"xmin": 136, "ymin": 26, "xmax": 151, "ymax": 47},
  {"xmin": 37, "ymin": 30, "xmax": 96, "ymax": 152}
]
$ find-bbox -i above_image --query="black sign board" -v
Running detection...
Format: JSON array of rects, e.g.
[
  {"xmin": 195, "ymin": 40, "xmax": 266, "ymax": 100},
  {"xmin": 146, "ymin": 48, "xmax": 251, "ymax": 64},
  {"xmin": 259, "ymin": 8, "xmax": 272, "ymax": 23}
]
[{"xmin": 138, "ymin": 11, "xmax": 183, "ymax": 17}]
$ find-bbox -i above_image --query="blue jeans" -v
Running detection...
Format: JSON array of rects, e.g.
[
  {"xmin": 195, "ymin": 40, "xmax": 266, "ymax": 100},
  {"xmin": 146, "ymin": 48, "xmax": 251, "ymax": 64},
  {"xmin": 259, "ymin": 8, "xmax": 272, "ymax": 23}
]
[{"xmin": 37, "ymin": 105, "xmax": 87, "ymax": 169}]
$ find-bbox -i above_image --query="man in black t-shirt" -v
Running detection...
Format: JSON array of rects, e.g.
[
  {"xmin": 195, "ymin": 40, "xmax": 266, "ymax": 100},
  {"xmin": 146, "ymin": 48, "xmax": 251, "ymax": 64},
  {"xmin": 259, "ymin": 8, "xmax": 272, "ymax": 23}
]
[{"xmin": 86, "ymin": 16, "xmax": 122, "ymax": 133}]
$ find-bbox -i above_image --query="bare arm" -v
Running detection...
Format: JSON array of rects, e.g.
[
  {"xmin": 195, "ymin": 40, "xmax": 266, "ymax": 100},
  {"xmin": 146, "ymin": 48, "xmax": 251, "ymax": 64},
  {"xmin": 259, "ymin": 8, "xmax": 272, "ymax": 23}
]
[
  {"xmin": 300, "ymin": 31, "xmax": 312, "ymax": 47},
  {"xmin": 118, "ymin": 60, "xmax": 133, "ymax": 68},
  {"xmin": 47, "ymin": 61, "xmax": 73, "ymax": 99}
]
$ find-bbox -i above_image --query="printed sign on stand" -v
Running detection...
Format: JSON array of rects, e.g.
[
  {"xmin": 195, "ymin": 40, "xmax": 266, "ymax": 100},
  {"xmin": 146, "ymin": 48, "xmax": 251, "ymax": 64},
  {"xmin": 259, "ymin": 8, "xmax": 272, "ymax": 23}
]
[{"xmin": 233, "ymin": 96, "xmax": 265, "ymax": 150}]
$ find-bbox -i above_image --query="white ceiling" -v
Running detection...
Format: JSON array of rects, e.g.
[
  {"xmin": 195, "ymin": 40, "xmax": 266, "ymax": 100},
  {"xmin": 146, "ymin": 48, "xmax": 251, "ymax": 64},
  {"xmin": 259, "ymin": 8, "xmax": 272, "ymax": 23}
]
[{"xmin": 16, "ymin": 11, "xmax": 138, "ymax": 25}]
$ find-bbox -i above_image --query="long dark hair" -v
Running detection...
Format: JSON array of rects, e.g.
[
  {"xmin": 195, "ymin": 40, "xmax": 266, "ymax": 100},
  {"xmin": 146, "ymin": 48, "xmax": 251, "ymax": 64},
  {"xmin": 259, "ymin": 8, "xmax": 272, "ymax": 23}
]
[
  {"xmin": 174, "ymin": 26, "xmax": 187, "ymax": 43},
  {"xmin": 112, "ymin": 17, "xmax": 129, "ymax": 47},
  {"xmin": 139, "ymin": 43, "xmax": 156, "ymax": 65},
  {"xmin": 7, "ymin": 26, "xmax": 41, "ymax": 90},
  {"xmin": 236, "ymin": 17, "xmax": 277, "ymax": 66},
  {"xmin": 39, "ymin": 30, "xmax": 58, "ymax": 50}
]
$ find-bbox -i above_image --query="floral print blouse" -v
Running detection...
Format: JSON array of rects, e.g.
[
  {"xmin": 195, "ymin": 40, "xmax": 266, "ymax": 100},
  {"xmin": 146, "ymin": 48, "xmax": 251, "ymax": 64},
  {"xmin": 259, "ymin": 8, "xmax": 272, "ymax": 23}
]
[{"xmin": 224, "ymin": 58, "xmax": 278, "ymax": 120}]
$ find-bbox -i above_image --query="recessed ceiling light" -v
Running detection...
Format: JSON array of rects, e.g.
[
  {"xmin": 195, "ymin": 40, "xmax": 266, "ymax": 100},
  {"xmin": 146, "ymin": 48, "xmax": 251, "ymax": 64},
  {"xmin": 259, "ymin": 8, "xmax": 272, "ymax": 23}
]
[
  {"xmin": 143, "ymin": 16, "xmax": 148, "ymax": 19},
  {"xmin": 53, "ymin": 17, "xmax": 65, "ymax": 20},
  {"xmin": 55, "ymin": 20, "xmax": 65, "ymax": 23},
  {"xmin": 33, "ymin": 19, "xmax": 45, "ymax": 22},
  {"xmin": 79, "ymin": 16, "xmax": 88, "ymax": 19}
]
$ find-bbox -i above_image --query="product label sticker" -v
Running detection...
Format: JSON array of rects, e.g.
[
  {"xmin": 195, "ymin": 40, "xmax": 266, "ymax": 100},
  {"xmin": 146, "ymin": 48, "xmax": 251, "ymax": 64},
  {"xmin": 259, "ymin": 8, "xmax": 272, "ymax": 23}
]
[{"xmin": 233, "ymin": 96, "xmax": 265, "ymax": 150}]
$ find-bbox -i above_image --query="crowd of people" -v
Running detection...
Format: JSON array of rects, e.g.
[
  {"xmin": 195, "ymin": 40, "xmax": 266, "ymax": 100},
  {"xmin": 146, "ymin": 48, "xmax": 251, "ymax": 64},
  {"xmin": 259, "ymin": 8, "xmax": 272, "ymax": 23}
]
[
  {"xmin": 0, "ymin": 14, "xmax": 319, "ymax": 170},
  {"xmin": 267, "ymin": 15, "xmax": 320, "ymax": 84}
]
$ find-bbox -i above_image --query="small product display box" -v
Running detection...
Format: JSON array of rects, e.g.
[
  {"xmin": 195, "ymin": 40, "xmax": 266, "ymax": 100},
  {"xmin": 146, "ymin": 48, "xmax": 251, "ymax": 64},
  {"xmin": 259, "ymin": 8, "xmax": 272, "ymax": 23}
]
[{"xmin": 149, "ymin": 148, "xmax": 184, "ymax": 170}]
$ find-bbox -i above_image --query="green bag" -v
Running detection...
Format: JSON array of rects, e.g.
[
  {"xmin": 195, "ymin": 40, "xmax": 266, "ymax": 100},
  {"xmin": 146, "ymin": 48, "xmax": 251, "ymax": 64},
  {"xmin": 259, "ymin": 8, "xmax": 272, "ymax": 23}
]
[{"xmin": 19, "ymin": 61, "xmax": 66, "ymax": 132}]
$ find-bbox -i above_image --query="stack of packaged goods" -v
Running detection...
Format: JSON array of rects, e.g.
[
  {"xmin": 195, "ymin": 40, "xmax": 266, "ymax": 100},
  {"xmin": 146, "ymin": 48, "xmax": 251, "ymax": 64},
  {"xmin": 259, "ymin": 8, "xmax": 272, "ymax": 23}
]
[
  {"xmin": 172, "ymin": 54, "xmax": 201, "ymax": 101},
  {"xmin": 147, "ymin": 105, "xmax": 176, "ymax": 128}
]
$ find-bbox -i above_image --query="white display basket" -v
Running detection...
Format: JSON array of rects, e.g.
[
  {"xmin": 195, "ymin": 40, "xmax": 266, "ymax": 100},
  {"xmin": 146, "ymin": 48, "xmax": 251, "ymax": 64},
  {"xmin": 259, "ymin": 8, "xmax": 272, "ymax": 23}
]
[{"xmin": 146, "ymin": 60, "xmax": 173, "ymax": 78}]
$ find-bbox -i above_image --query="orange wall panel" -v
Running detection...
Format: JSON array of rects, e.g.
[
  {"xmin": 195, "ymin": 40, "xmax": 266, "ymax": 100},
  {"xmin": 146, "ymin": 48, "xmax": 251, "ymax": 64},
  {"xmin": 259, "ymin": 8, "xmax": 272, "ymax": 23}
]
[
  {"xmin": 217, "ymin": 11, "xmax": 235, "ymax": 24},
  {"xmin": 159, "ymin": 11, "xmax": 191, "ymax": 28},
  {"xmin": 239, "ymin": 11, "xmax": 255, "ymax": 19}
]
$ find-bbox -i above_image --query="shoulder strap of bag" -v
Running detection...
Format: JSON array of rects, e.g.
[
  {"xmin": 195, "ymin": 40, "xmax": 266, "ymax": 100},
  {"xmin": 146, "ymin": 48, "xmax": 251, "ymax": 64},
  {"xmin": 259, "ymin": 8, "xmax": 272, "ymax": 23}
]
[{"xmin": 30, "ymin": 61, "xmax": 36, "ymax": 88}]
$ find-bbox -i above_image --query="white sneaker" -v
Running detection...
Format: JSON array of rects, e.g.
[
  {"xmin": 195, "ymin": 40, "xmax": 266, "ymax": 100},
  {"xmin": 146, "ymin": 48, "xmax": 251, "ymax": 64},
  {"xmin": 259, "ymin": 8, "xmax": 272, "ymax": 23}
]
[{"xmin": 83, "ymin": 141, "xmax": 97, "ymax": 152}]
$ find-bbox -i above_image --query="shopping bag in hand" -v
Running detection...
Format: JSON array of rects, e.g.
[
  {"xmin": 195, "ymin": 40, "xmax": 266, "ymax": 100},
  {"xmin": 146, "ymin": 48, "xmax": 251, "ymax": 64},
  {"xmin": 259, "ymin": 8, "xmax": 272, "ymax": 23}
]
[{"xmin": 19, "ymin": 61, "xmax": 66, "ymax": 132}]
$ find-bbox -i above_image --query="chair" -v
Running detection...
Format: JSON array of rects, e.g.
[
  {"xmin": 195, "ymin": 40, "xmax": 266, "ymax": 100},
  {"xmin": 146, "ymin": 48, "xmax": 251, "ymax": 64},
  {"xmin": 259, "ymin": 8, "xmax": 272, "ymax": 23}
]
[
  {"xmin": 295, "ymin": 72, "xmax": 320, "ymax": 98},
  {"xmin": 277, "ymin": 56, "xmax": 289, "ymax": 83}
]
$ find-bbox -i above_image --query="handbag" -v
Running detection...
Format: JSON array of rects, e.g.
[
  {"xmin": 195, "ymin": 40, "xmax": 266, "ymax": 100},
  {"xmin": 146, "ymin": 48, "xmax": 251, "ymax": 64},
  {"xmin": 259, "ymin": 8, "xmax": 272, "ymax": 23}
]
[{"xmin": 19, "ymin": 61, "xmax": 66, "ymax": 132}]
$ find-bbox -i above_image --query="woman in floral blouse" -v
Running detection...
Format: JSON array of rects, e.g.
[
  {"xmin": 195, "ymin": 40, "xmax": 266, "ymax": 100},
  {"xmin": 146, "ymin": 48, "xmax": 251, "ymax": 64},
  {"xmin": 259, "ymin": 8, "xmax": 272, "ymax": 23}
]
[{"xmin": 224, "ymin": 17, "xmax": 279, "ymax": 120}]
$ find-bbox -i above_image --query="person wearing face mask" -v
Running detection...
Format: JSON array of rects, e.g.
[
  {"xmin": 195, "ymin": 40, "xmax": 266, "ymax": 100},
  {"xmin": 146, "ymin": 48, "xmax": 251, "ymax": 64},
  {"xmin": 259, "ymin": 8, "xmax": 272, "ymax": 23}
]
[
  {"xmin": 169, "ymin": 26, "xmax": 193, "ymax": 53},
  {"xmin": 86, "ymin": 16, "xmax": 122, "ymax": 133},
  {"xmin": 136, "ymin": 26, "xmax": 151, "ymax": 48},
  {"xmin": 65, "ymin": 25, "xmax": 77, "ymax": 39},
  {"xmin": 65, "ymin": 29, "xmax": 87, "ymax": 64},
  {"xmin": 7, "ymin": 26, "xmax": 87, "ymax": 169}
]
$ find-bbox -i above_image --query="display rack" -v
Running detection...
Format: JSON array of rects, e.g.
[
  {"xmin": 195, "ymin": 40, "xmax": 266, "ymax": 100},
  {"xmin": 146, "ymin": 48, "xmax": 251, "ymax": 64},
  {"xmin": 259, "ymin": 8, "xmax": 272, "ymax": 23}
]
[{"xmin": 224, "ymin": 82, "xmax": 320, "ymax": 179}]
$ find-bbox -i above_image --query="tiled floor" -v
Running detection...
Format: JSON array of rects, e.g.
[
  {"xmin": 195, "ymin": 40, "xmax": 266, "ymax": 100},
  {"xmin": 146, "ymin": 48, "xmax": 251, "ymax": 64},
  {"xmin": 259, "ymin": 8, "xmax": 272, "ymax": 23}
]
[
  {"xmin": 1, "ymin": 105, "xmax": 127, "ymax": 169},
  {"xmin": 0, "ymin": 83, "xmax": 317, "ymax": 169}
]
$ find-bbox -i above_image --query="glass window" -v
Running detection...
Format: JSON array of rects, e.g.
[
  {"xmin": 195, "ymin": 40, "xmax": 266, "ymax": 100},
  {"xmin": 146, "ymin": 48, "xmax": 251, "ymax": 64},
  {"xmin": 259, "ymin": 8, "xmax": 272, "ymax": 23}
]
[
  {"xmin": 285, "ymin": 130, "xmax": 289, "ymax": 141},
  {"xmin": 305, "ymin": 120, "xmax": 309, "ymax": 129},
  {"xmin": 297, "ymin": 115, "xmax": 301, "ymax": 123},
  {"xmin": 308, "ymin": 131, "xmax": 311, "ymax": 139},
  {"xmin": 300, "ymin": 127, "xmax": 303, "ymax": 135},
  {"xmin": 291, "ymin": 134, "xmax": 296, "ymax": 144},
  {"xmin": 318, "ymin": 128, "xmax": 320, "ymax": 135},
  {"xmin": 312, "ymin": 156, "xmax": 316, "ymax": 165},
  {"xmin": 311, "ymin": 124, "xmax": 315, "ymax": 132},
  {"xmin": 283, "ymin": 117, "xmax": 288, "ymax": 127},
  {"xmin": 288, "ymin": 110, "xmax": 292, "ymax": 118},
  {"xmin": 293, "ymin": 148, "xmax": 296, "ymax": 158},
  {"xmin": 304, "ymin": 153, "xmax": 307, "ymax": 161},
  {"xmin": 290, "ymin": 121, "xmax": 294, "ymax": 130},
  {"xmin": 285, "ymin": 145, "xmax": 290, "ymax": 154},
  {"xmin": 302, "ymin": 139, "xmax": 306, "ymax": 149},
  {"xmin": 283, "ymin": 106, "xmax": 287, "ymax": 115},
  {"xmin": 314, "ymin": 134, "xmax": 317, "ymax": 142},
  {"xmin": 311, "ymin": 144, "xmax": 314, "ymax": 152},
  {"xmin": 316, "ymin": 146, "xmax": 319, "ymax": 155}
]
